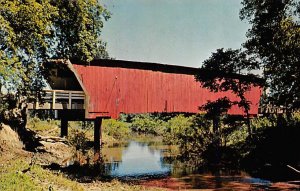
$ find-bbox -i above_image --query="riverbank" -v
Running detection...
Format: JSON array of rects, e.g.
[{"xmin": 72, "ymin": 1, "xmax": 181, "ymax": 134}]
[
  {"xmin": 0, "ymin": 123, "xmax": 166, "ymax": 191},
  {"xmin": 2, "ymin": 116, "xmax": 300, "ymax": 190},
  {"xmin": 0, "ymin": 159, "xmax": 166, "ymax": 191}
]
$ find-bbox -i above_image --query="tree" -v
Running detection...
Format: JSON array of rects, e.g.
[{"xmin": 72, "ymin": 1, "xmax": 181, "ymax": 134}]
[
  {"xmin": 200, "ymin": 97, "xmax": 232, "ymax": 134},
  {"xmin": 240, "ymin": 0, "xmax": 300, "ymax": 111},
  {"xmin": 195, "ymin": 48, "xmax": 263, "ymax": 137},
  {"xmin": 0, "ymin": 0, "xmax": 110, "ymax": 119},
  {"xmin": 199, "ymin": 97, "xmax": 232, "ymax": 153},
  {"xmin": 51, "ymin": 0, "xmax": 110, "ymax": 61}
]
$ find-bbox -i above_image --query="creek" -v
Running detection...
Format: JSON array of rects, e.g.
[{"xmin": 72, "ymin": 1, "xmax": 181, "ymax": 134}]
[{"xmin": 102, "ymin": 141, "xmax": 300, "ymax": 190}]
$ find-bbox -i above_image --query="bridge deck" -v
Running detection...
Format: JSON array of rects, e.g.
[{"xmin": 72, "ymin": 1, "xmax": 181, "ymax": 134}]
[{"xmin": 28, "ymin": 89, "xmax": 86, "ymax": 110}]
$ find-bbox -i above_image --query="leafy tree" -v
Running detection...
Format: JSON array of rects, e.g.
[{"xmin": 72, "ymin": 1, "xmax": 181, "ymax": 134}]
[
  {"xmin": 130, "ymin": 114, "xmax": 166, "ymax": 135},
  {"xmin": 0, "ymin": 0, "xmax": 110, "ymax": 120},
  {"xmin": 51, "ymin": 0, "xmax": 110, "ymax": 61},
  {"xmin": 200, "ymin": 97, "xmax": 232, "ymax": 133},
  {"xmin": 240, "ymin": 0, "xmax": 300, "ymax": 111},
  {"xmin": 102, "ymin": 119, "xmax": 131, "ymax": 140},
  {"xmin": 195, "ymin": 48, "xmax": 263, "ymax": 136},
  {"xmin": 198, "ymin": 97, "xmax": 232, "ymax": 162},
  {"xmin": 163, "ymin": 114, "xmax": 192, "ymax": 145},
  {"xmin": 176, "ymin": 114, "xmax": 212, "ymax": 164}
]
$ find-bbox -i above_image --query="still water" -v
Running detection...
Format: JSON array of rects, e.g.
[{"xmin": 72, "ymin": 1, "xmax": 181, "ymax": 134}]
[
  {"xmin": 103, "ymin": 141, "xmax": 171, "ymax": 177},
  {"xmin": 102, "ymin": 141, "xmax": 300, "ymax": 190}
]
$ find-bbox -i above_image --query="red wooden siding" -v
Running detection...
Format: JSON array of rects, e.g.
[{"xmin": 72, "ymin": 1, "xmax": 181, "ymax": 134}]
[{"xmin": 72, "ymin": 60, "xmax": 261, "ymax": 119}]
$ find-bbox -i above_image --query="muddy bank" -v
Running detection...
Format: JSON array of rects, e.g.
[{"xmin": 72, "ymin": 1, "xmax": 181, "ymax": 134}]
[
  {"xmin": 0, "ymin": 124, "xmax": 29, "ymax": 163},
  {"xmin": 138, "ymin": 175, "xmax": 300, "ymax": 191}
]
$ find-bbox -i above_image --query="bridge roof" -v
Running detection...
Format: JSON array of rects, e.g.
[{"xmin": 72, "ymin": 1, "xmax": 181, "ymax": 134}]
[
  {"xmin": 70, "ymin": 59, "xmax": 264, "ymax": 84},
  {"xmin": 72, "ymin": 59, "xmax": 200, "ymax": 75}
]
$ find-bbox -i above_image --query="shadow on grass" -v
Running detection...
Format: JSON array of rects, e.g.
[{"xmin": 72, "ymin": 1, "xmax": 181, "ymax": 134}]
[
  {"xmin": 8, "ymin": 120, "xmax": 44, "ymax": 152},
  {"xmin": 44, "ymin": 161, "xmax": 171, "ymax": 184},
  {"xmin": 44, "ymin": 162, "xmax": 111, "ymax": 183}
]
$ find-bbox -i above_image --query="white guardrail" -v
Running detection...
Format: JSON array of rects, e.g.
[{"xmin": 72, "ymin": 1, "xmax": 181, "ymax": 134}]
[{"xmin": 29, "ymin": 90, "xmax": 85, "ymax": 110}]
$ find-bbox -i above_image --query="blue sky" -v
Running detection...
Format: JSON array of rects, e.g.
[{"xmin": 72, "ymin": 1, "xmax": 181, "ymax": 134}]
[{"xmin": 101, "ymin": 0, "xmax": 249, "ymax": 68}]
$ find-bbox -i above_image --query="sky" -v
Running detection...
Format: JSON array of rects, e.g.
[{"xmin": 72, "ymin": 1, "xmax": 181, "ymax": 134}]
[{"xmin": 101, "ymin": 0, "xmax": 249, "ymax": 68}]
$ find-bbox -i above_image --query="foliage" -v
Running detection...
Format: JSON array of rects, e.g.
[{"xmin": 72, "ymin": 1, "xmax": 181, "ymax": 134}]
[
  {"xmin": 52, "ymin": 0, "xmax": 110, "ymax": 61},
  {"xmin": 200, "ymin": 98, "xmax": 232, "ymax": 119},
  {"xmin": 0, "ymin": 94, "xmax": 25, "ymax": 124},
  {"xmin": 196, "ymin": 48, "xmax": 262, "ymax": 106},
  {"xmin": 240, "ymin": 0, "xmax": 300, "ymax": 109},
  {"xmin": 200, "ymin": 97, "xmax": 232, "ymax": 135},
  {"xmin": 68, "ymin": 129, "xmax": 90, "ymax": 153},
  {"xmin": 102, "ymin": 119, "xmax": 131, "ymax": 141},
  {"xmin": 163, "ymin": 115, "xmax": 192, "ymax": 145},
  {"xmin": 0, "ymin": 0, "xmax": 56, "ymax": 96},
  {"xmin": 251, "ymin": 116, "xmax": 275, "ymax": 129},
  {"xmin": 162, "ymin": 114, "xmax": 273, "ymax": 166},
  {"xmin": 243, "ymin": 122, "xmax": 300, "ymax": 169},
  {"xmin": 225, "ymin": 124, "xmax": 248, "ymax": 147},
  {"xmin": 291, "ymin": 112, "xmax": 300, "ymax": 122},
  {"xmin": 0, "ymin": 0, "xmax": 110, "ymax": 118},
  {"xmin": 170, "ymin": 114, "xmax": 299, "ymax": 167},
  {"xmin": 196, "ymin": 48, "xmax": 263, "ymax": 135},
  {"xmin": 130, "ymin": 114, "xmax": 166, "ymax": 135},
  {"xmin": 68, "ymin": 128, "xmax": 95, "ymax": 165},
  {"xmin": 168, "ymin": 115, "xmax": 211, "ymax": 164}
]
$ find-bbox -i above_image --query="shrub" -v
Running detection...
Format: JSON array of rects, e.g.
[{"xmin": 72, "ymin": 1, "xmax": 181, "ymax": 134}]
[
  {"xmin": 243, "ymin": 123, "xmax": 300, "ymax": 168},
  {"xmin": 175, "ymin": 114, "xmax": 214, "ymax": 164},
  {"xmin": 68, "ymin": 129, "xmax": 91, "ymax": 164},
  {"xmin": 163, "ymin": 114, "xmax": 192, "ymax": 145},
  {"xmin": 102, "ymin": 119, "xmax": 131, "ymax": 140},
  {"xmin": 130, "ymin": 114, "xmax": 166, "ymax": 135},
  {"xmin": 251, "ymin": 116, "xmax": 275, "ymax": 130}
]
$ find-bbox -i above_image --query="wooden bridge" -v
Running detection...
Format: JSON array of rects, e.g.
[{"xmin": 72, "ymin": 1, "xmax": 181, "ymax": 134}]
[
  {"xmin": 28, "ymin": 90, "xmax": 85, "ymax": 110},
  {"xmin": 28, "ymin": 59, "xmax": 262, "ymax": 161}
]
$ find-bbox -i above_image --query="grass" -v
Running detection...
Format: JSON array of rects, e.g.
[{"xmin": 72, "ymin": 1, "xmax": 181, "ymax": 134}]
[
  {"xmin": 0, "ymin": 159, "xmax": 84, "ymax": 191},
  {"xmin": 27, "ymin": 118, "xmax": 60, "ymax": 136},
  {"xmin": 0, "ymin": 159, "xmax": 166, "ymax": 191}
]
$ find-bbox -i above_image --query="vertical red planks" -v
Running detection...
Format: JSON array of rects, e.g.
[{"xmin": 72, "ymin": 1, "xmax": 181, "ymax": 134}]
[{"xmin": 72, "ymin": 60, "xmax": 261, "ymax": 119}]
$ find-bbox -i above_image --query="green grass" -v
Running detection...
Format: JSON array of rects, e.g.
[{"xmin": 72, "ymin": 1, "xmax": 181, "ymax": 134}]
[
  {"xmin": 0, "ymin": 159, "xmax": 166, "ymax": 191},
  {"xmin": 0, "ymin": 159, "xmax": 84, "ymax": 191},
  {"xmin": 27, "ymin": 118, "xmax": 60, "ymax": 136}
]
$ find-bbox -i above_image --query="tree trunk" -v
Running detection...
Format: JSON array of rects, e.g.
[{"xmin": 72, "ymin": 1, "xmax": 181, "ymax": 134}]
[
  {"xmin": 212, "ymin": 116, "xmax": 221, "ymax": 164},
  {"xmin": 246, "ymin": 110, "xmax": 252, "ymax": 138},
  {"xmin": 277, "ymin": 113, "xmax": 286, "ymax": 127},
  {"xmin": 213, "ymin": 116, "xmax": 219, "ymax": 133}
]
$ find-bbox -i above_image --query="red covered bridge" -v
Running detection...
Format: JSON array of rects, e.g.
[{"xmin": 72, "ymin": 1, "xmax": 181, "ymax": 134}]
[
  {"xmin": 74, "ymin": 60, "xmax": 261, "ymax": 119},
  {"xmin": 29, "ymin": 59, "xmax": 262, "ymax": 160}
]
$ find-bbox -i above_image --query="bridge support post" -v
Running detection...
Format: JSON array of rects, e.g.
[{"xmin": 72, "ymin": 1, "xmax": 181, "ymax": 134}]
[
  {"xmin": 61, "ymin": 118, "xmax": 68, "ymax": 137},
  {"xmin": 94, "ymin": 117, "xmax": 103, "ymax": 163}
]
